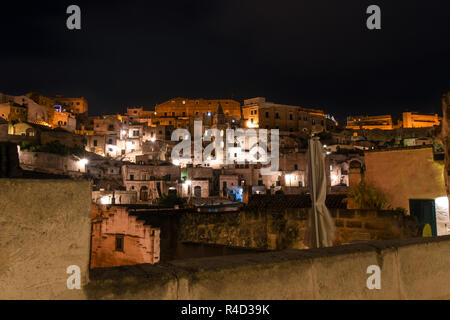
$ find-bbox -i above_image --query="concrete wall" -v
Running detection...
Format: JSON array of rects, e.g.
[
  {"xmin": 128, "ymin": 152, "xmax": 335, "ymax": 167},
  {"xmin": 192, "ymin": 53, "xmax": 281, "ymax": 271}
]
[
  {"xmin": 364, "ymin": 147, "xmax": 446, "ymax": 211},
  {"xmin": 86, "ymin": 235, "xmax": 450, "ymax": 299},
  {"xmin": 0, "ymin": 178, "xmax": 91, "ymax": 299}
]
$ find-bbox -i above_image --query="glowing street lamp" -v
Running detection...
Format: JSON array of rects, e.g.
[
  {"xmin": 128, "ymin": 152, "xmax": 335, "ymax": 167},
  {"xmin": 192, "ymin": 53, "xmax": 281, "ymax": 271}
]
[{"xmin": 100, "ymin": 196, "xmax": 111, "ymax": 205}]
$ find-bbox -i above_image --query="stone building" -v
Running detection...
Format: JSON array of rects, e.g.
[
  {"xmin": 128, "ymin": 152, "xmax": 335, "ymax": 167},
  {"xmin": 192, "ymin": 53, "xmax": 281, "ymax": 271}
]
[
  {"xmin": 87, "ymin": 159, "xmax": 123, "ymax": 180},
  {"xmin": 328, "ymin": 154, "xmax": 364, "ymax": 187},
  {"xmin": 346, "ymin": 115, "xmax": 395, "ymax": 130},
  {"xmin": 155, "ymin": 97, "xmax": 241, "ymax": 118},
  {"xmin": 53, "ymin": 96, "xmax": 88, "ymax": 115},
  {"xmin": 85, "ymin": 134, "xmax": 106, "ymax": 156},
  {"xmin": 181, "ymin": 179, "xmax": 210, "ymax": 198},
  {"xmin": 90, "ymin": 205, "xmax": 160, "ymax": 268},
  {"xmin": 0, "ymin": 94, "xmax": 51, "ymax": 125},
  {"xmin": 92, "ymin": 190, "xmax": 137, "ymax": 205},
  {"xmin": 26, "ymin": 92, "xmax": 88, "ymax": 115},
  {"xmin": 241, "ymin": 97, "xmax": 327, "ymax": 134},
  {"xmin": 219, "ymin": 174, "xmax": 240, "ymax": 197},
  {"xmin": 0, "ymin": 102, "xmax": 27, "ymax": 122},
  {"xmin": 363, "ymin": 146, "xmax": 448, "ymax": 235},
  {"xmin": 51, "ymin": 109, "xmax": 76, "ymax": 132},
  {"xmin": 122, "ymin": 163, "xmax": 181, "ymax": 202},
  {"xmin": 402, "ymin": 112, "xmax": 440, "ymax": 128},
  {"xmin": 125, "ymin": 106, "xmax": 155, "ymax": 121},
  {"xmin": 8, "ymin": 122, "xmax": 85, "ymax": 148},
  {"xmin": 18, "ymin": 151, "xmax": 87, "ymax": 176},
  {"xmin": 81, "ymin": 114, "xmax": 148, "ymax": 159}
]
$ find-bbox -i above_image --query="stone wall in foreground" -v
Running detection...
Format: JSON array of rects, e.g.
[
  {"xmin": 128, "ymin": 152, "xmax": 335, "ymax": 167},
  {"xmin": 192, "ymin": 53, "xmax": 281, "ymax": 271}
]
[
  {"xmin": 0, "ymin": 178, "xmax": 91, "ymax": 299},
  {"xmin": 178, "ymin": 208, "xmax": 418, "ymax": 250},
  {"xmin": 86, "ymin": 235, "xmax": 450, "ymax": 300}
]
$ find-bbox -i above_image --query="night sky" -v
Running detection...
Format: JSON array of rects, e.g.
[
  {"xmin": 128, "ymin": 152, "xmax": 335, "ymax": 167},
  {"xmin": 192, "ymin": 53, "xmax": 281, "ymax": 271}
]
[{"xmin": 1, "ymin": 0, "xmax": 450, "ymax": 123}]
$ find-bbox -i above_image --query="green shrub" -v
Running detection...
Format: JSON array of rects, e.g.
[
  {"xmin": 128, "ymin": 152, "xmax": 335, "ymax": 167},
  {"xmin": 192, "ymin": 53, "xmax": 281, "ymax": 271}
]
[
  {"xmin": 20, "ymin": 140, "xmax": 85, "ymax": 157},
  {"xmin": 345, "ymin": 181, "xmax": 389, "ymax": 210},
  {"xmin": 158, "ymin": 193, "xmax": 185, "ymax": 207}
]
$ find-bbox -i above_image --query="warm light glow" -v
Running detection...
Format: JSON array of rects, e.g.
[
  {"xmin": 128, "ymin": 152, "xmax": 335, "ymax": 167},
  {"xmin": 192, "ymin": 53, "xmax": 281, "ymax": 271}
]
[
  {"xmin": 79, "ymin": 158, "xmax": 89, "ymax": 166},
  {"xmin": 330, "ymin": 172, "xmax": 339, "ymax": 186},
  {"xmin": 185, "ymin": 180, "xmax": 192, "ymax": 186},
  {"xmin": 150, "ymin": 136, "xmax": 156, "ymax": 142},
  {"xmin": 285, "ymin": 174, "xmax": 297, "ymax": 186},
  {"xmin": 100, "ymin": 196, "xmax": 111, "ymax": 205},
  {"xmin": 435, "ymin": 196, "xmax": 449, "ymax": 211},
  {"xmin": 172, "ymin": 159, "xmax": 180, "ymax": 166},
  {"xmin": 246, "ymin": 120, "xmax": 258, "ymax": 128}
]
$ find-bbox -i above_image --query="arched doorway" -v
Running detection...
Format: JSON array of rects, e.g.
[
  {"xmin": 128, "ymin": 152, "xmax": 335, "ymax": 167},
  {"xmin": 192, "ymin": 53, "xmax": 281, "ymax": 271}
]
[
  {"xmin": 194, "ymin": 186, "xmax": 202, "ymax": 198},
  {"xmin": 25, "ymin": 128, "xmax": 34, "ymax": 137},
  {"xmin": 140, "ymin": 186, "xmax": 148, "ymax": 201}
]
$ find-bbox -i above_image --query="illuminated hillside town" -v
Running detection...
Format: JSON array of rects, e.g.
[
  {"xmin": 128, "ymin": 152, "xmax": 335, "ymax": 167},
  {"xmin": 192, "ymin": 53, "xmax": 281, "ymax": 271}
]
[
  {"xmin": 1, "ymin": 91, "xmax": 449, "ymax": 269},
  {"xmin": 2, "ymin": 0, "xmax": 450, "ymax": 305}
]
